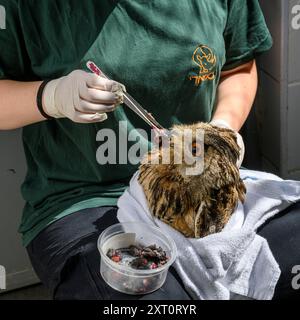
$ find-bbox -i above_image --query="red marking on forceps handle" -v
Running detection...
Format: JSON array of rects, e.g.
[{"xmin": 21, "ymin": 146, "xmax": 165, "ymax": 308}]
[
  {"xmin": 86, "ymin": 61, "xmax": 103, "ymax": 77},
  {"xmin": 86, "ymin": 61, "xmax": 112, "ymax": 82}
]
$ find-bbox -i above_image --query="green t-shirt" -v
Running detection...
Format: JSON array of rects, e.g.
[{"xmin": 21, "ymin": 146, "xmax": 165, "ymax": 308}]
[{"xmin": 0, "ymin": 0, "xmax": 272, "ymax": 246}]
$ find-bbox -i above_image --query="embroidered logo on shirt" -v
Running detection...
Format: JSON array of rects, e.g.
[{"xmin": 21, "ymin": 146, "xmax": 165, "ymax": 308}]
[{"xmin": 189, "ymin": 45, "xmax": 217, "ymax": 86}]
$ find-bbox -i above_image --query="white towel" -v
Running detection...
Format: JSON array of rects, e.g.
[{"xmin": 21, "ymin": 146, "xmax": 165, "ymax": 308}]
[{"xmin": 117, "ymin": 169, "xmax": 300, "ymax": 300}]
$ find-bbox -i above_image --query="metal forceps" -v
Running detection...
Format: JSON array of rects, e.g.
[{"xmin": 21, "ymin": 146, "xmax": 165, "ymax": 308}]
[{"xmin": 86, "ymin": 61, "xmax": 170, "ymax": 137}]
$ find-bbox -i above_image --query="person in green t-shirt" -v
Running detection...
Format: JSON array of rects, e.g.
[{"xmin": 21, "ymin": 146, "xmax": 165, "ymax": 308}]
[{"xmin": 1, "ymin": 0, "xmax": 298, "ymax": 300}]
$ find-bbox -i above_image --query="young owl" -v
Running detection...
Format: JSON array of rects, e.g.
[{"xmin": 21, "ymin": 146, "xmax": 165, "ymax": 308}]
[{"xmin": 138, "ymin": 123, "xmax": 246, "ymax": 238}]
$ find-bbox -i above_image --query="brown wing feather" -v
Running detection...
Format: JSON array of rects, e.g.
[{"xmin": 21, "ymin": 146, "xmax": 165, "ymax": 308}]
[{"xmin": 195, "ymin": 183, "xmax": 244, "ymax": 238}]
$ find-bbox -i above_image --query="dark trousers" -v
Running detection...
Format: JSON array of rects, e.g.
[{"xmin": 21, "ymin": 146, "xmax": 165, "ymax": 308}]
[{"xmin": 27, "ymin": 204, "xmax": 300, "ymax": 300}]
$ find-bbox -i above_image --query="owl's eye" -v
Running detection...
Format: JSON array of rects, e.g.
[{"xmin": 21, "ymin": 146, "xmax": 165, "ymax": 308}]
[{"xmin": 191, "ymin": 142, "xmax": 202, "ymax": 157}]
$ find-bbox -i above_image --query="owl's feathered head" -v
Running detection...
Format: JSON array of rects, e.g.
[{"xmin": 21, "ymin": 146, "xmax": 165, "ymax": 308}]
[
  {"xmin": 139, "ymin": 123, "xmax": 246, "ymax": 238},
  {"xmin": 141, "ymin": 122, "xmax": 242, "ymax": 190}
]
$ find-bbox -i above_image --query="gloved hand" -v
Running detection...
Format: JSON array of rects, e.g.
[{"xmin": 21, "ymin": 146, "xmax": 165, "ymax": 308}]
[
  {"xmin": 42, "ymin": 70, "xmax": 126, "ymax": 123},
  {"xmin": 210, "ymin": 119, "xmax": 245, "ymax": 168}
]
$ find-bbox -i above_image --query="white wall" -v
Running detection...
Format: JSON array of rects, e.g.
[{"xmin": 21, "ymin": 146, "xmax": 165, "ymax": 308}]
[{"xmin": 0, "ymin": 129, "xmax": 39, "ymax": 293}]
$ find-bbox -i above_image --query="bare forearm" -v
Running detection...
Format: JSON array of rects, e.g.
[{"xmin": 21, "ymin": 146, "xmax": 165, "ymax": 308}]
[
  {"xmin": 0, "ymin": 80, "xmax": 46, "ymax": 130},
  {"xmin": 212, "ymin": 60, "xmax": 258, "ymax": 132}
]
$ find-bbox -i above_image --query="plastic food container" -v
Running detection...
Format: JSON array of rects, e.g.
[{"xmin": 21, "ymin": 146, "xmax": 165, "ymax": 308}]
[{"xmin": 98, "ymin": 222, "xmax": 177, "ymax": 295}]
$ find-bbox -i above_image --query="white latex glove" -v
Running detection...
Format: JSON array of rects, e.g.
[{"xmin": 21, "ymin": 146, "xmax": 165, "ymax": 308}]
[
  {"xmin": 210, "ymin": 119, "xmax": 245, "ymax": 168},
  {"xmin": 42, "ymin": 70, "xmax": 126, "ymax": 123}
]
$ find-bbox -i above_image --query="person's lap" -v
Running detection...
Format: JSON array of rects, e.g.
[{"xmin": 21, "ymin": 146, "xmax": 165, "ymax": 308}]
[
  {"xmin": 27, "ymin": 204, "xmax": 300, "ymax": 300},
  {"xmin": 257, "ymin": 201, "xmax": 300, "ymax": 300},
  {"xmin": 26, "ymin": 206, "xmax": 192, "ymax": 300}
]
